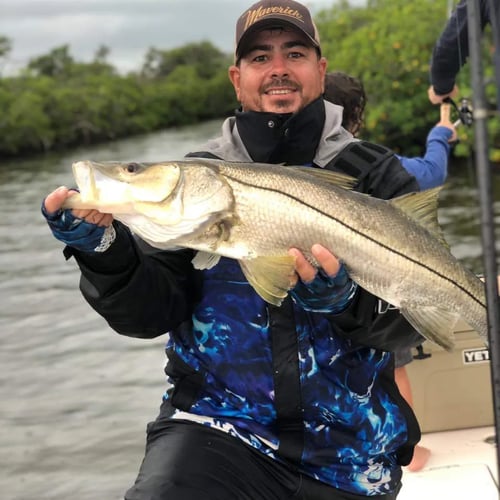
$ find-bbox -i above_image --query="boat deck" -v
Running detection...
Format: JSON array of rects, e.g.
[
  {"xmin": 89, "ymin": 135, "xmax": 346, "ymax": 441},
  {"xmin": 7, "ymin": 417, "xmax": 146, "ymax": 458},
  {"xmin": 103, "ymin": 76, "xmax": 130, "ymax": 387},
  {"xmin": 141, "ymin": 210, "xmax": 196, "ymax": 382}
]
[{"xmin": 399, "ymin": 426, "xmax": 498, "ymax": 499}]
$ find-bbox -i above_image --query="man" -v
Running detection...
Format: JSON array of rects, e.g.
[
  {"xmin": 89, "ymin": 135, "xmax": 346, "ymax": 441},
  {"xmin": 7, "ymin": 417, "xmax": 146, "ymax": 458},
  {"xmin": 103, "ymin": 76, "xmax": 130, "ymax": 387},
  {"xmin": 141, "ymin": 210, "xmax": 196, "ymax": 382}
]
[
  {"xmin": 42, "ymin": 1, "xmax": 423, "ymax": 498},
  {"xmin": 428, "ymin": 0, "xmax": 499, "ymax": 104},
  {"xmin": 324, "ymin": 70, "xmax": 457, "ymax": 472}
]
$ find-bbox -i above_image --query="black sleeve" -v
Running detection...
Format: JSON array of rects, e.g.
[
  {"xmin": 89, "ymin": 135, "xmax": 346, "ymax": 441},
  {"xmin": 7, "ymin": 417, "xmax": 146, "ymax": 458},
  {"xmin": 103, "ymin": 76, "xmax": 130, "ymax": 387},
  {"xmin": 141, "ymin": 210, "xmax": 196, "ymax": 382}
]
[
  {"xmin": 333, "ymin": 288, "xmax": 424, "ymax": 352},
  {"xmin": 66, "ymin": 221, "xmax": 201, "ymax": 339},
  {"xmin": 327, "ymin": 147, "xmax": 425, "ymax": 351},
  {"xmin": 430, "ymin": 0, "xmax": 491, "ymax": 95}
]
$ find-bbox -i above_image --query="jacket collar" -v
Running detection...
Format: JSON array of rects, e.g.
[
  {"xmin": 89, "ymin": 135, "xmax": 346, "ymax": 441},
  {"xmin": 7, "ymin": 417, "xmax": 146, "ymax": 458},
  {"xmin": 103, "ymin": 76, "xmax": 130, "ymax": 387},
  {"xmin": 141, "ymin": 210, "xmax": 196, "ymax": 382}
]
[
  {"xmin": 234, "ymin": 97, "xmax": 325, "ymax": 164},
  {"xmin": 194, "ymin": 99, "xmax": 356, "ymax": 166}
]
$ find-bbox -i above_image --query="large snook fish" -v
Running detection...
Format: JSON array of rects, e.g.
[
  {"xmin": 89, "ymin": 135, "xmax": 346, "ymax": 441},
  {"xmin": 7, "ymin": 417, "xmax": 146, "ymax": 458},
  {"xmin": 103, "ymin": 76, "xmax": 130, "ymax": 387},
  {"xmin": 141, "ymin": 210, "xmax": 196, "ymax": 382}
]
[{"xmin": 62, "ymin": 158, "xmax": 488, "ymax": 352}]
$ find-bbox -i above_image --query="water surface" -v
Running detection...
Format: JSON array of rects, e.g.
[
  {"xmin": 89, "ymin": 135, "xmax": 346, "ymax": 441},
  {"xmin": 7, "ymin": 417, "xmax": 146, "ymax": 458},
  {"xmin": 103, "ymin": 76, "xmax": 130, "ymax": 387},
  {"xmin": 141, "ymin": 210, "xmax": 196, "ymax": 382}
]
[{"xmin": 0, "ymin": 121, "xmax": 498, "ymax": 499}]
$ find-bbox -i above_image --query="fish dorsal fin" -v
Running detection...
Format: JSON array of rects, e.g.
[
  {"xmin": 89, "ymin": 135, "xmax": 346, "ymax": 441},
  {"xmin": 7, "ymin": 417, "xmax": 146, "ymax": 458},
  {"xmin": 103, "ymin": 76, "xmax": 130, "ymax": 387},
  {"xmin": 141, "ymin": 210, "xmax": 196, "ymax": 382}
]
[
  {"xmin": 239, "ymin": 256, "xmax": 297, "ymax": 306},
  {"xmin": 400, "ymin": 306, "xmax": 458, "ymax": 352},
  {"xmin": 389, "ymin": 187, "xmax": 449, "ymax": 248},
  {"xmin": 291, "ymin": 167, "xmax": 357, "ymax": 190},
  {"xmin": 191, "ymin": 251, "xmax": 221, "ymax": 270}
]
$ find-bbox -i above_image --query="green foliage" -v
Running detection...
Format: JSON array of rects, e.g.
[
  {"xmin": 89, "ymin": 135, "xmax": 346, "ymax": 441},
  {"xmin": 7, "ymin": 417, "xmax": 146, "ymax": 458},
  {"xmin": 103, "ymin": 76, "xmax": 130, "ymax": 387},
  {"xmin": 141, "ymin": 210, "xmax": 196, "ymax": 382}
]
[
  {"xmin": 0, "ymin": 35, "xmax": 11, "ymax": 58},
  {"xmin": 45, "ymin": 74, "xmax": 145, "ymax": 147},
  {"xmin": 27, "ymin": 45, "xmax": 76, "ymax": 78},
  {"xmin": 0, "ymin": 42, "xmax": 237, "ymax": 158},
  {"xmin": 316, "ymin": 0, "xmax": 499, "ymax": 158},
  {"xmin": 0, "ymin": 77, "xmax": 55, "ymax": 154},
  {"xmin": 141, "ymin": 41, "xmax": 231, "ymax": 80},
  {"xmin": 317, "ymin": 0, "xmax": 448, "ymax": 154},
  {"xmin": 0, "ymin": 35, "xmax": 12, "ymax": 76},
  {"xmin": 1, "ymin": 1, "xmax": 499, "ymax": 159}
]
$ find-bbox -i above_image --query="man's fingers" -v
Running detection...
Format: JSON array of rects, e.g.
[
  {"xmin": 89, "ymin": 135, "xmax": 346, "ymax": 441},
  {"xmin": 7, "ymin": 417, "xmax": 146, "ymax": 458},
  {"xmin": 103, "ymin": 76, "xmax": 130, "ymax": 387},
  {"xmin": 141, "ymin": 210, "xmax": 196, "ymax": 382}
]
[
  {"xmin": 44, "ymin": 187, "xmax": 112, "ymax": 227},
  {"xmin": 289, "ymin": 248, "xmax": 316, "ymax": 283},
  {"xmin": 289, "ymin": 245, "xmax": 341, "ymax": 284},
  {"xmin": 73, "ymin": 209, "xmax": 113, "ymax": 227},
  {"xmin": 428, "ymin": 84, "xmax": 459, "ymax": 105},
  {"xmin": 90, "ymin": 212, "xmax": 113, "ymax": 227},
  {"xmin": 311, "ymin": 244, "xmax": 341, "ymax": 277}
]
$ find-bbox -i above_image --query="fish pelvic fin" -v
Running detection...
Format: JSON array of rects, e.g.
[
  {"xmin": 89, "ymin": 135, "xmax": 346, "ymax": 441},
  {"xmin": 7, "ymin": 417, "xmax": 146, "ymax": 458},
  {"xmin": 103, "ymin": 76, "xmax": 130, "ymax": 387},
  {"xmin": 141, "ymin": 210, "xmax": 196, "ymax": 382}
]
[
  {"xmin": 389, "ymin": 187, "xmax": 449, "ymax": 248},
  {"xmin": 191, "ymin": 251, "xmax": 221, "ymax": 270},
  {"xmin": 400, "ymin": 306, "xmax": 459, "ymax": 352},
  {"xmin": 239, "ymin": 256, "xmax": 297, "ymax": 306}
]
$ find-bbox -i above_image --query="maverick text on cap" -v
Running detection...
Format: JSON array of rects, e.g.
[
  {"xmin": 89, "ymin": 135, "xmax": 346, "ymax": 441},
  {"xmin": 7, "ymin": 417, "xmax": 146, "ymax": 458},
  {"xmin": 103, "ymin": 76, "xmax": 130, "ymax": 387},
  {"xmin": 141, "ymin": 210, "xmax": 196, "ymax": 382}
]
[{"xmin": 235, "ymin": 0, "xmax": 321, "ymax": 62}]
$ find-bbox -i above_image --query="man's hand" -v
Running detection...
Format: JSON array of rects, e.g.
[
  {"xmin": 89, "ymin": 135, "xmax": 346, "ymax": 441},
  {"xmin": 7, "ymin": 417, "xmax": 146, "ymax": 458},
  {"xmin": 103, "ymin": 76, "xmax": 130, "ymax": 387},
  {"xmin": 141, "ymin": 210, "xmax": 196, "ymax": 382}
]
[
  {"xmin": 288, "ymin": 244, "xmax": 355, "ymax": 313},
  {"xmin": 44, "ymin": 186, "xmax": 113, "ymax": 227},
  {"xmin": 42, "ymin": 186, "xmax": 115, "ymax": 252},
  {"xmin": 288, "ymin": 244, "xmax": 341, "ymax": 284},
  {"xmin": 428, "ymin": 84, "xmax": 459, "ymax": 105}
]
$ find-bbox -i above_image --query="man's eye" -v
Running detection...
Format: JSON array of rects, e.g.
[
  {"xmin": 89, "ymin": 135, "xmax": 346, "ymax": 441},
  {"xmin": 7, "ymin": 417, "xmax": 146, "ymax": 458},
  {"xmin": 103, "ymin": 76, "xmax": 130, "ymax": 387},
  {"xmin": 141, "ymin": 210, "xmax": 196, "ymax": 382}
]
[
  {"xmin": 288, "ymin": 52, "xmax": 304, "ymax": 59},
  {"xmin": 253, "ymin": 54, "xmax": 268, "ymax": 62}
]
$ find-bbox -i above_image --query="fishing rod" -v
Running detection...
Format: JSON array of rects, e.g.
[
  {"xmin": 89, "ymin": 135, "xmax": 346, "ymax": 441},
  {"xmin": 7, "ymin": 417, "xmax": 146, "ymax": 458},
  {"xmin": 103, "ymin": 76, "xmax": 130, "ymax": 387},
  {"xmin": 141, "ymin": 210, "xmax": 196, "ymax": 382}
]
[{"xmin": 467, "ymin": 0, "xmax": 500, "ymax": 487}]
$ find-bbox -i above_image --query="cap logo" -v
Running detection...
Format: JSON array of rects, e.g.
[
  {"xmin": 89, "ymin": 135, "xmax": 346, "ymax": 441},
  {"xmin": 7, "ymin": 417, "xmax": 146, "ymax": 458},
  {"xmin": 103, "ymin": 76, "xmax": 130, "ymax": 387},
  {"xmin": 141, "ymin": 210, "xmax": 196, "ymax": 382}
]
[{"xmin": 243, "ymin": 6, "xmax": 305, "ymax": 31}]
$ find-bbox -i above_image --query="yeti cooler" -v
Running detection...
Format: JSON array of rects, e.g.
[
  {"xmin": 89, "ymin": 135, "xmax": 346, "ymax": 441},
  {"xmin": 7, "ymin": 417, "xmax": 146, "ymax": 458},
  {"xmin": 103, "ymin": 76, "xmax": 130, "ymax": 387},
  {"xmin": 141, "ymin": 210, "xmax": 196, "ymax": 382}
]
[{"xmin": 405, "ymin": 319, "xmax": 493, "ymax": 433}]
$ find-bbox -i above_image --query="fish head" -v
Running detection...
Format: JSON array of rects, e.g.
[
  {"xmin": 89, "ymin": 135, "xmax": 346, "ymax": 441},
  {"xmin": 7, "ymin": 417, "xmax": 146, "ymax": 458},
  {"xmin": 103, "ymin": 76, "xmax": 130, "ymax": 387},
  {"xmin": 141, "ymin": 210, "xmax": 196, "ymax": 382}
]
[
  {"xmin": 69, "ymin": 160, "xmax": 182, "ymax": 214},
  {"xmin": 64, "ymin": 159, "xmax": 236, "ymax": 250}
]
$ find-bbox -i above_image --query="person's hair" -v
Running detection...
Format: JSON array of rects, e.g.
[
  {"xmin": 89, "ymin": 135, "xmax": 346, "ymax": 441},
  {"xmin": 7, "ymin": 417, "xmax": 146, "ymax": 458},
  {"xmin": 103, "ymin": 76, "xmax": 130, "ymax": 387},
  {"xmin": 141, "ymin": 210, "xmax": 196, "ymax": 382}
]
[{"xmin": 323, "ymin": 71, "xmax": 367, "ymax": 136}]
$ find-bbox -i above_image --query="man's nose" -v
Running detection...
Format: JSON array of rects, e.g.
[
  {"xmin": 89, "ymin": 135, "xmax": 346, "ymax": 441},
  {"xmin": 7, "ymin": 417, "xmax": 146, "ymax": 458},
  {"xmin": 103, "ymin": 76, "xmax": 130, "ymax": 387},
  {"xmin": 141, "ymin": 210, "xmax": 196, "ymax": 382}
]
[{"xmin": 270, "ymin": 54, "xmax": 289, "ymax": 77}]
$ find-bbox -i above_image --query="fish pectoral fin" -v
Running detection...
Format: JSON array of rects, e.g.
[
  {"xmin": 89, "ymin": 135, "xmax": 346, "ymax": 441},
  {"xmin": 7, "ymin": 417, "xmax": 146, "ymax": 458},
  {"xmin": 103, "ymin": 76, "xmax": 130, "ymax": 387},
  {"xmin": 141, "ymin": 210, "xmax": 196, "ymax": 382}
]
[
  {"xmin": 400, "ymin": 306, "xmax": 459, "ymax": 352},
  {"xmin": 239, "ymin": 256, "xmax": 297, "ymax": 306},
  {"xmin": 191, "ymin": 251, "xmax": 221, "ymax": 270}
]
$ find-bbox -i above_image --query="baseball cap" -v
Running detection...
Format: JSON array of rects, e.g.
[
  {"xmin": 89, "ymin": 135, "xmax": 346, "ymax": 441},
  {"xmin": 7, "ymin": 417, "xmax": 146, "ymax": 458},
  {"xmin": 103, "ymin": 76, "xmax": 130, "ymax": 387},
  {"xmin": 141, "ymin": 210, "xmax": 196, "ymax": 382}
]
[{"xmin": 235, "ymin": 0, "xmax": 321, "ymax": 62}]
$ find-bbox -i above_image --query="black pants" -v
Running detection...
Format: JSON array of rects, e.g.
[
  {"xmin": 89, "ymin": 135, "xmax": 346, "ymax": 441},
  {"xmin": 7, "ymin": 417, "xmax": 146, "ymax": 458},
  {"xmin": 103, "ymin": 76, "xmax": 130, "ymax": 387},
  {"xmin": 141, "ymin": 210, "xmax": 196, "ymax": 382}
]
[{"xmin": 124, "ymin": 419, "xmax": 401, "ymax": 500}]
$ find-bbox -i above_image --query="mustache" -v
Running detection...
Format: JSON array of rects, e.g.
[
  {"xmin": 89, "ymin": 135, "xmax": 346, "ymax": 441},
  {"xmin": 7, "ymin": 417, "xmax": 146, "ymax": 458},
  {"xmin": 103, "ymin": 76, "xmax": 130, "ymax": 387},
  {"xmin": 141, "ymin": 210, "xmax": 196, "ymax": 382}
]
[{"xmin": 261, "ymin": 79, "xmax": 301, "ymax": 93}]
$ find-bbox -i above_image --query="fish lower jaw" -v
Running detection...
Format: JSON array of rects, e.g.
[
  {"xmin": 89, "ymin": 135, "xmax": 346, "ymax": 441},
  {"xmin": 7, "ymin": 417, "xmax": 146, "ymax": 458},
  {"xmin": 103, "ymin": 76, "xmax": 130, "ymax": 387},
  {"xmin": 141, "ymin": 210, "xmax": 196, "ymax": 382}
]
[{"xmin": 83, "ymin": 202, "xmax": 135, "ymax": 214}]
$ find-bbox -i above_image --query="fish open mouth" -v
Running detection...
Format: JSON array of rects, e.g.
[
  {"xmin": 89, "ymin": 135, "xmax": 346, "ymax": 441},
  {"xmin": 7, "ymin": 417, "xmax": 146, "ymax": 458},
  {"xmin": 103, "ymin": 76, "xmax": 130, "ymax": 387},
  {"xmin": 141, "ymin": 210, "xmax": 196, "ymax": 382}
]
[
  {"xmin": 71, "ymin": 160, "xmax": 134, "ymax": 212},
  {"xmin": 72, "ymin": 161, "xmax": 98, "ymax": 201}
]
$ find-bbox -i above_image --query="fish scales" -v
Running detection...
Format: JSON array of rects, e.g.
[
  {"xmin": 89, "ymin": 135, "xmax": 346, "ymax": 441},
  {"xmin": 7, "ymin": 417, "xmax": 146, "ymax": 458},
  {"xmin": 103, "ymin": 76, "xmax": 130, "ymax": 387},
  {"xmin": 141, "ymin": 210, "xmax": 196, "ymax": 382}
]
[{"xmin": 220, "ymin": 162, "xmax": 485, "ymax": 332}]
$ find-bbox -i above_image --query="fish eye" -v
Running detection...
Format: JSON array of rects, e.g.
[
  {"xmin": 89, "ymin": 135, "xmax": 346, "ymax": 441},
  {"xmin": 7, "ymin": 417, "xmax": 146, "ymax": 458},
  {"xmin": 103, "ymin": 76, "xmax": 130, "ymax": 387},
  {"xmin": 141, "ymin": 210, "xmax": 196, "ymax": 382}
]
[{"xmin": 125, "ymin": 162, "xmax": 141, "ymax": 173}]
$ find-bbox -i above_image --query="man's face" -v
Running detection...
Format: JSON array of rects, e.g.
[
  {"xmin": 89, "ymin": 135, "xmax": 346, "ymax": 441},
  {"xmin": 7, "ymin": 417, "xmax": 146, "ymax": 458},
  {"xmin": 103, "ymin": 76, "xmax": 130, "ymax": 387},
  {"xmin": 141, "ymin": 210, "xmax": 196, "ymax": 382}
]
[{"xmin": 229, "ymin": 27, "xmax": 327, "ymax": 114}]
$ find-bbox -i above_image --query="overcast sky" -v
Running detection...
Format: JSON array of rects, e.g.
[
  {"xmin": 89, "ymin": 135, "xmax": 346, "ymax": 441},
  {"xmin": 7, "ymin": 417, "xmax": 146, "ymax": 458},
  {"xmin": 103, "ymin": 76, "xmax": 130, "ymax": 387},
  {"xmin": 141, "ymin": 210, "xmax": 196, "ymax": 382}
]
[{"xmin": 0, "ymin": 0, "xmax": 353, "ymax": 75}]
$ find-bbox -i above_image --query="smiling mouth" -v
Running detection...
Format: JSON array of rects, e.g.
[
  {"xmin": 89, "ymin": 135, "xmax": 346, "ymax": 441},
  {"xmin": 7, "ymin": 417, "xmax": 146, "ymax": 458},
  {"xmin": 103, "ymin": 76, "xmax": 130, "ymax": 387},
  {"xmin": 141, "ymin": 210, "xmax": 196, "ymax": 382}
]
[{"xmin": 266, "ymin": 88, "xmax": 296, "ymax": 95}]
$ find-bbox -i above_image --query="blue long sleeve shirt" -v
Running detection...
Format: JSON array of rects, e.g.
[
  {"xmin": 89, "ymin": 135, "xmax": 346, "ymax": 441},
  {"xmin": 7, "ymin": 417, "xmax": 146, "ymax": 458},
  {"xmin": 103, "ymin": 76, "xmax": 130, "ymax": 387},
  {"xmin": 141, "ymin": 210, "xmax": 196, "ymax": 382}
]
[{"xmin": 396, "ymin": 125, "xmax": 453, "ymax": 190}]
